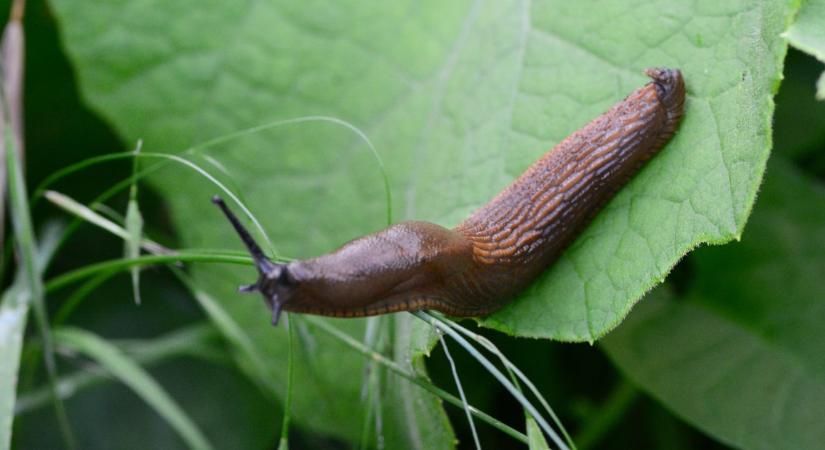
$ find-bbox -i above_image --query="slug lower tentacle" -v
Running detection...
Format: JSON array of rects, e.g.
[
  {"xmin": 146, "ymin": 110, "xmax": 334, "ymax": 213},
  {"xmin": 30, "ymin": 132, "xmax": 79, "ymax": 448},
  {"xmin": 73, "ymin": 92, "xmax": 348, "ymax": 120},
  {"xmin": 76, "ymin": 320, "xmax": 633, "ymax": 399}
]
[{"xmin": 214, "ymin": 68, "xmax": 685, "ymax": 323}]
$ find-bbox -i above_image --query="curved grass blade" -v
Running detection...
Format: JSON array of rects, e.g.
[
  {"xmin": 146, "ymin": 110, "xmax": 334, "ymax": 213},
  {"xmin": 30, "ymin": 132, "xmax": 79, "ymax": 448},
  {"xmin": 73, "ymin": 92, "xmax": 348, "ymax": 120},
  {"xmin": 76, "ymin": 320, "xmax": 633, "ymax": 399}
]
[
  {"xmin": 15, "ymin": 324, "xmax": 218, "ymax": 416},
  {"xmin": 2, "ymin": 60, "xmax": 75, "ymax": 449},
  {"xmin": 438, "ymin": 332, "xmax": 480, "ymax": 450},
  {"xmin": 0, "ymin": 223, "xmax": 62, "ymax": 450},
  {"xmin": 38, "ymin": 190, "xmax": 278, "ymax": 407},
  {"xmin": 44, "ymin": 190, "xmax": 170, "ymax": 255},
  {"xmin": 414, "ymin": 312, "xmax": 567, "ymax": 450},
  {"xmin": 54, "ymin": 327, "xmax": 213, "ymax": 450},
  {"xmin": 185, "ymin": 115, "xmax": 392, "ymax": 226},
  {"xmin": 432, "ymin": 313, "xmax": 575, "ymax": 449},
  {"xmin": 44, "ymin": 252, "xmax": 253, "ymax": 294},
  {"xmin": 37, "ymin": 151, "xmax": 277, "ymax": 257},
  {"xmin": 304, "ymin": 316, "xmax": 528, "ymax": 445},
  {"xmin": 32, "ymin": 115, "xmax": 393, "ymax": 256}
]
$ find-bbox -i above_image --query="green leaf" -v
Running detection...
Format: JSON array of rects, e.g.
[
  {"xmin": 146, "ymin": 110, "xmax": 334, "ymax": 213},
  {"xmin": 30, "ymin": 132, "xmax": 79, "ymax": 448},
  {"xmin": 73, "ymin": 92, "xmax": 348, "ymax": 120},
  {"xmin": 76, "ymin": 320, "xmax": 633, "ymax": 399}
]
[
  {"xmin": 51, "ymin": 0, "xmax": 798, "ymax": 343},
  {"xmin": 476, "ymin": 0, "xmax": 798, "ymax": 340},
  {"xmin": 49, "ymin": 0, "xmax": 799, "ymax": 444},
  {"xmin": 785, "ymin": 0, "xmax": 825, "ymax": 99},
  {"xmin": 54, "ymin": 327, "xmax": 213, "ymax": 450},
  {"xmin": 602, "ymin": 159, "xmax": 825, "ymax": 449}
]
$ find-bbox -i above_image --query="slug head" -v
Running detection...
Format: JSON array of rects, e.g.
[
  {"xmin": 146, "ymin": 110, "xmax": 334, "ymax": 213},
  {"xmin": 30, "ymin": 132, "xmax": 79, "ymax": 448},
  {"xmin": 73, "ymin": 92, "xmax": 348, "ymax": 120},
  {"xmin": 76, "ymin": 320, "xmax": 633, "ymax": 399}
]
[{"xmin": 211, "ymin": 195, "xmax": 292, "ymax": 325}]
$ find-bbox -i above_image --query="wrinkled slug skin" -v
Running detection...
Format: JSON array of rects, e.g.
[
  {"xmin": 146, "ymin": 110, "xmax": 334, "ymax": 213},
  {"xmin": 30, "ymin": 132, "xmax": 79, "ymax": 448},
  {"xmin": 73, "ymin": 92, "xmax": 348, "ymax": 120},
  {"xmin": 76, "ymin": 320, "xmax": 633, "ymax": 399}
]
[{"xmin": 261, "ymin": 68, "xmax": 685, "ymax": 318}]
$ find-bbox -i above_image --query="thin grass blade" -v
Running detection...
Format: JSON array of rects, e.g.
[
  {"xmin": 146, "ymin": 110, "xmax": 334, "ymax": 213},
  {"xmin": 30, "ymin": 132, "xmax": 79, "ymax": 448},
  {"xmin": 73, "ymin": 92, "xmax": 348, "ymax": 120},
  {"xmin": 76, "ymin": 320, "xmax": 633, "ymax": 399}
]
[
  {"xmin": 304, "ymin": 316, "xmax": 528, "ymax": 444},
  {"xmin": 54, "ymin": 327, "xmax": 213, "ymax": 450},
  {"xmin": 413, "ymin": 312, "xmax": 567, "ymax": 450},
  {"xmin": 44, "ymin": 190, "xmax": 169, "ymax": 255},
  {"xmin": 439, "ymin": 333, "xmax": 481, "ymax": 450},
  {"xmin": 433, "ymin": 313, "xmax": 575, "ymax": 449},
  {"xmin": 15, "ymin": 324, "xmax": 218, "ymax": 416},
  {"xmin": 2, "ymin": 29, "xmax": 75, "ymax": 447}
]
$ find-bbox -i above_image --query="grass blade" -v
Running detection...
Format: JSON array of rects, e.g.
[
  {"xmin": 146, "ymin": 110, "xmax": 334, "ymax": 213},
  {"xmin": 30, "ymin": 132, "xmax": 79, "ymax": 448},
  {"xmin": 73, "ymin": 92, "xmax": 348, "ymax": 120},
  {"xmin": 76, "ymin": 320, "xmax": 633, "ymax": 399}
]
[
  {"xmin": 0, "ymin": 276, "xmax": 30, "ymax": 450},
  {"xmin": 438, "ymin": 333, "xmax": 481, "ymax": 450},
  {"xmin": 44, "ymin": 252, "xmax": 253, "ymax": 293},
  {"xmin": 304, "ymin": 316, "xmax": 528, "ymax": 445},
  {"xmin": 54, "ymin": 327, "xmax": 213, "ymax": 450},
  {"xmin": 39, "ymin": 191, "xmax": 278, "ymax": 409},
  {"xmin": 0, "ymin": 223, "xmax": 62, "ymax": 448},
  {"xmin": 0, "ymin": 0, "xmax": 25, "ymax": 275},
  {"xmin": 44, "ymin": 190, "xmax": 169, "ymax": 255},
  {"xmin": 2, "ymin": 33, "xmax": 75, "ymax": 449},
  {"xmin": 414, "ymin": 312, "xmax": 568, "ymax": 450},
  {"xmin": 432, "ymin": 313, "xmax": 575, "ymax": 449},
  {"xmin": 43, "ymin": 191, "xmax": 277, "ymax": 404},
  {"xmin": 15, "ymin": 324, "xmax": 219, "ymax": 416},
  {"xmin": 277, "ymin": 315, "xmax": 296, "ymax": 450}
]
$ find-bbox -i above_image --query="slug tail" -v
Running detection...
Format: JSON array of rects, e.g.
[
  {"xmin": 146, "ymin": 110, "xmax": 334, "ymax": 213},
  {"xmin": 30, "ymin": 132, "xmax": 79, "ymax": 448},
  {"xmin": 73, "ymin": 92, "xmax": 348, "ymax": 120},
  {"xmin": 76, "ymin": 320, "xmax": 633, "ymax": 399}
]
[{"xmin": 644, "ymin": 67, "xmax": 685, "ymax": 131}]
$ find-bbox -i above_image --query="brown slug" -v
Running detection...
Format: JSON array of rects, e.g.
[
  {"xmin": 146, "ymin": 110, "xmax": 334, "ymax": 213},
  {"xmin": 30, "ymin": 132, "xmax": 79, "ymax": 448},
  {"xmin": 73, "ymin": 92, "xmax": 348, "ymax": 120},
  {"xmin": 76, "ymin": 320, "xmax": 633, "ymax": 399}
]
[{"xmin": 213, "ymin": 67, "xmax": 685, "ymax": 325}]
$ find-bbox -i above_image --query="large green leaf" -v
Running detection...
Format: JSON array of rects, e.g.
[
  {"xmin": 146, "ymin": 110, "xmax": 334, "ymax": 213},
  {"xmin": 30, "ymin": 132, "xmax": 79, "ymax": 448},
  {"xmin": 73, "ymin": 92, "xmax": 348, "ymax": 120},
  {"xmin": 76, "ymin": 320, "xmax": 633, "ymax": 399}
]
[
  {"xmin": 785, "ymin": 0, "xmax": 825, "ymax": 99},
  {"xmin": 602, "ymin": 159, "xmax": 825, "ymax": 449},
  {"xmin": 51, "ymin": 0, "xmax": 798, "ymax": 337},
  {"xmin": 50, "ymin": 0, "xmax": 798, "ymax": 444},
  {"xmin": 476, "ymin": 0, "xmax": 797, "ymax": 340}
]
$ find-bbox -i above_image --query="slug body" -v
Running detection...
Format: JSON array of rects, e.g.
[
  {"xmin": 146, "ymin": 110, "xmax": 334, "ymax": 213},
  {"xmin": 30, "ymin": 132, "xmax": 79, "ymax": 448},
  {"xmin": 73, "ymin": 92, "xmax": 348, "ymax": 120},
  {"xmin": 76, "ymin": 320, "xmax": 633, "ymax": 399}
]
[{"xmin": 214, "ymin": 68, "xmax": 685, "ymax": 324}]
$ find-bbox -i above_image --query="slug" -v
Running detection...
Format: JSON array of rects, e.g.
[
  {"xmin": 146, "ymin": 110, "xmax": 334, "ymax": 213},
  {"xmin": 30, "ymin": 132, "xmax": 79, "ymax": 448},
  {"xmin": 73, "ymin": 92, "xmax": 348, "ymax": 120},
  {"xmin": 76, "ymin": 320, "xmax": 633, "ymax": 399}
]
[{"xmin": 213, "ymin": 67, "xmax": 685, "ymax": 325}]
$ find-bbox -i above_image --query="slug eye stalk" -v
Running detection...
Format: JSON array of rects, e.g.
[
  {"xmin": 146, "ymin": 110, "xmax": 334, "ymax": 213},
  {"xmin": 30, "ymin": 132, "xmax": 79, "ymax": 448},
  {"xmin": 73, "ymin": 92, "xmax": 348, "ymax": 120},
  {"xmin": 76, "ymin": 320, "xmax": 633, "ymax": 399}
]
[{"xmin": 211, "ymin": 195, "xmax": 288, "ymax": 324}]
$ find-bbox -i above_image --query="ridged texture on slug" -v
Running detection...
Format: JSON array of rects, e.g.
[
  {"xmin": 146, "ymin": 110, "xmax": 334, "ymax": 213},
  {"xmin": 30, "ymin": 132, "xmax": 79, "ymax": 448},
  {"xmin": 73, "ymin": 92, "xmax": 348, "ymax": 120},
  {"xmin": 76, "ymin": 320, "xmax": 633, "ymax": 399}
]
[{"xmin": 450, "ymin": 67, "xmax": 686, "ymax": 314}]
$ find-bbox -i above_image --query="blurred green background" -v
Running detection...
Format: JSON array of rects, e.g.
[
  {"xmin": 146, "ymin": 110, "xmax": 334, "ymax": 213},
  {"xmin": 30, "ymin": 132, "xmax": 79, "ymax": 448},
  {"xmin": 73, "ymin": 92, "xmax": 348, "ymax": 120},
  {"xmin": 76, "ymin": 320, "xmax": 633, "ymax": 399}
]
[{"xmin": 5, "ymin": 1, "xmax": 825, "ymax": 449}]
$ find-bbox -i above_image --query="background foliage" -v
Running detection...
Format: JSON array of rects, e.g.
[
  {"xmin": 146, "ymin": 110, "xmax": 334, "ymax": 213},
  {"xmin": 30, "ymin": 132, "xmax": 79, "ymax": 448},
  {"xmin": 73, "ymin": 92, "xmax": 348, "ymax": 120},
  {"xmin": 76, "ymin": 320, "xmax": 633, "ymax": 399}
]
[{"xmin": 1, "ymin": 0, "xmax": 824, "ymax": 449}]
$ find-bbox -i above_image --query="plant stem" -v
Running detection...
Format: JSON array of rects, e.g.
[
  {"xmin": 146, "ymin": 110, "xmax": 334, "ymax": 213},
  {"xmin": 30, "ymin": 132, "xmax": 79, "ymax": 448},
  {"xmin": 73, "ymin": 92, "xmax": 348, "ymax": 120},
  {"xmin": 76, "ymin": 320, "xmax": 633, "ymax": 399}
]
[{"xmin": 44, "ymin": 253, "xmax": 253, "ymax": 293}]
